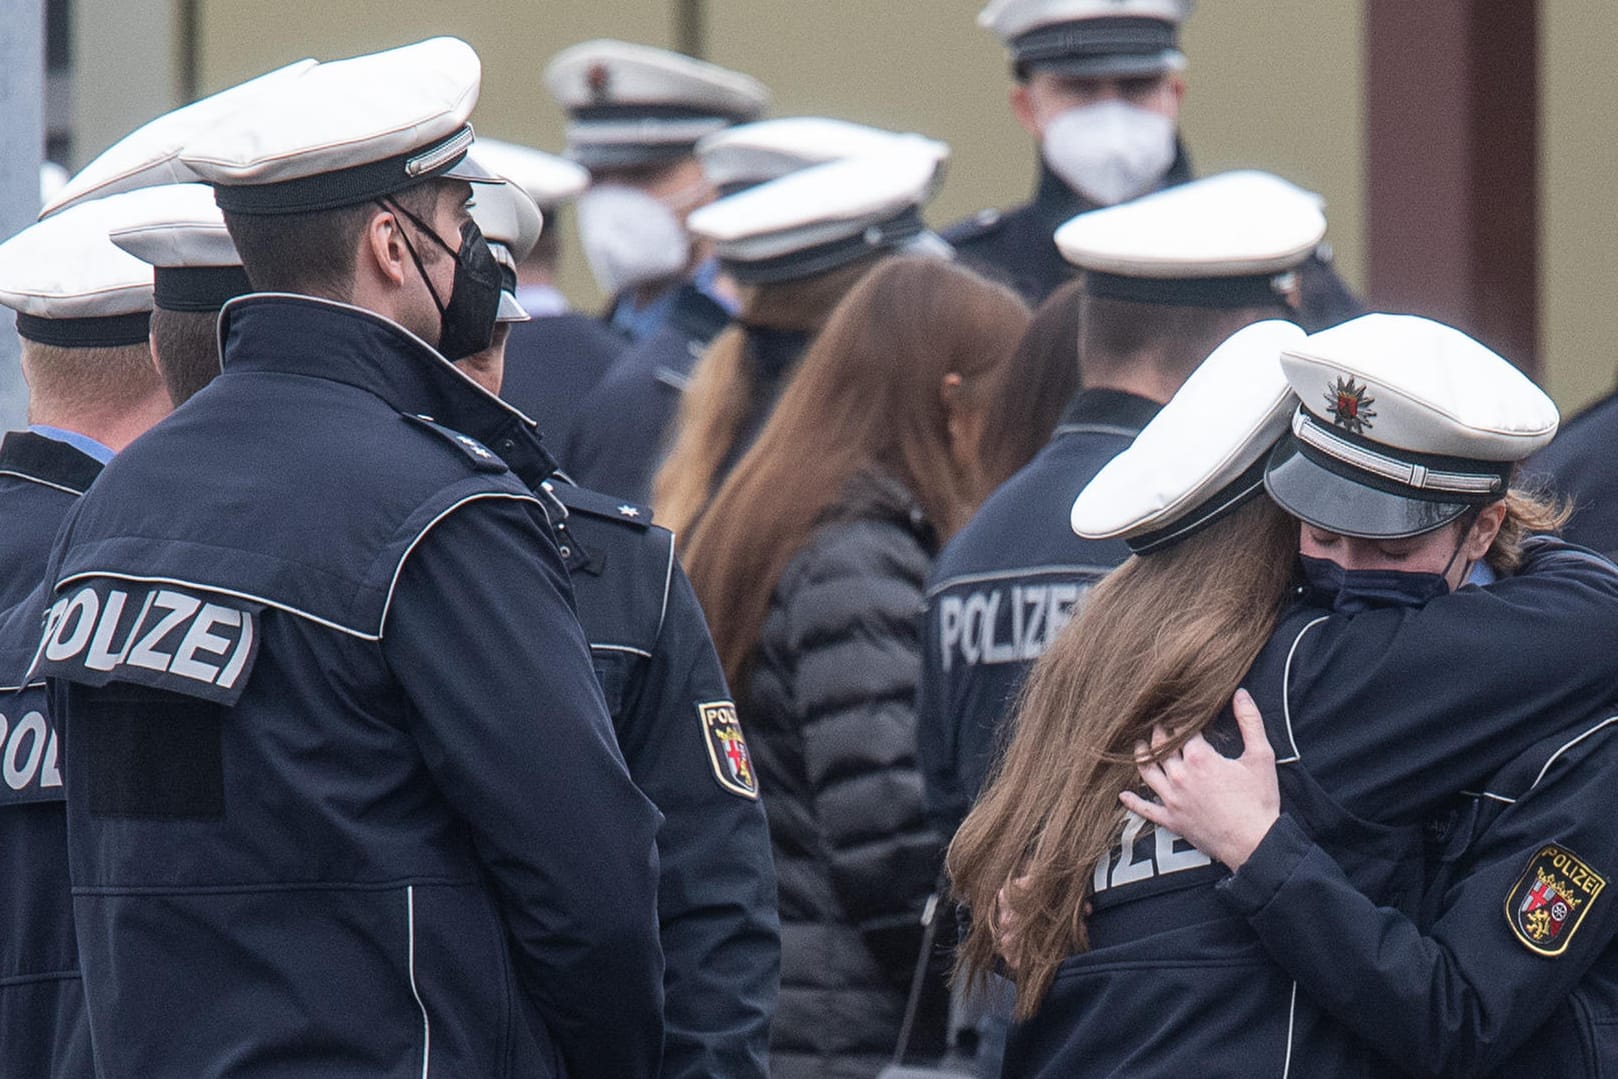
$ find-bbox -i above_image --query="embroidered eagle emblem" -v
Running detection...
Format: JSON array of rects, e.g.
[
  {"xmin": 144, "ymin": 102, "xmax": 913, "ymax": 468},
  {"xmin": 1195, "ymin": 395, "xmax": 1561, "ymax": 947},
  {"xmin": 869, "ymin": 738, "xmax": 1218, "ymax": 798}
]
[{"xmin": 1324, "ymin": 376, "xmax": 1377, "ymax": 434}]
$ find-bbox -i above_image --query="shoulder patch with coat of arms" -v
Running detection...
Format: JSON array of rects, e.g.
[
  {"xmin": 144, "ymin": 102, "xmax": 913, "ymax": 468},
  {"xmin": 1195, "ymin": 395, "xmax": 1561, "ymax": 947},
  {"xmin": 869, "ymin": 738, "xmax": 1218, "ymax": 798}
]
[
  {"xmin": 698, "ymin": 700, "xmax": 758, "ymax": 799},
  {"xmin": 1505, "ymin": 843, "xmax": 1605, "ymax": 956}
]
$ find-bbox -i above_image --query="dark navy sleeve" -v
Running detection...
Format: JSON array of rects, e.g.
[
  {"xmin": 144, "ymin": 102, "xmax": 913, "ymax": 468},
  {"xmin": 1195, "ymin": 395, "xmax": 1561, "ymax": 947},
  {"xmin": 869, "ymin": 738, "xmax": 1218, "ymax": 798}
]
[
  {"xmin": 915, "ymin": 590, "xmax": 965, "ymax": 838},
  {"xmin": 382, "ymin": 497, "xmax": 665, "ymax": 1079},
  {"xmin": 1282, "ymin": 540, "xmax": 1618, "ymax": 819},
  {"xmin": 1221, "ymin": 736, "xmax": 1618, "ymax": 1078},
  {"xmin": 616, "ymin": 560, "xmax": 779, "ymax": 1079}
]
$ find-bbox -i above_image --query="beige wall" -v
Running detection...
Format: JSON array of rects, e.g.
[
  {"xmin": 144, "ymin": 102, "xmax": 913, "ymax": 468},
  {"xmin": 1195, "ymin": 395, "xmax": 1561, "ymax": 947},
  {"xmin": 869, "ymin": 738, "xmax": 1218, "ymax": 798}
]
[
  {"xmin": 1539, "ymin": 1, "xmax": 1618, "ymax": 415},
  {"xmin": 72, "ymin": 0, "xmax": 182, "ymax": 165}
]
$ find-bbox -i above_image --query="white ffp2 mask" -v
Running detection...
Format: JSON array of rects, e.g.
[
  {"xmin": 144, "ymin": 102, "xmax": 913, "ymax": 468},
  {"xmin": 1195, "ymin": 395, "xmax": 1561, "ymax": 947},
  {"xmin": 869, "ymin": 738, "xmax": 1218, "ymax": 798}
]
[
  {"xmin": 1041, "ymin": 101, "xmax": 1177, "ymax": 207},
  {"xmin": 575, "ymin": 184, "xmax": 692, "ymax": 296}
]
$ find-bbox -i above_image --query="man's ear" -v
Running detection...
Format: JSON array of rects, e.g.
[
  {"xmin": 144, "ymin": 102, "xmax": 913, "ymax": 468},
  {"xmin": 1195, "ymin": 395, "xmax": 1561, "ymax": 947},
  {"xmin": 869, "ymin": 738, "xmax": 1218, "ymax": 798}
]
[
  {"xmin": 363, "ymin": 205, "xmax": 410, "ymax": 288},
  {"xmin": 1011, "ymin": 82, "xmax": 1043, "ymax": 139}
]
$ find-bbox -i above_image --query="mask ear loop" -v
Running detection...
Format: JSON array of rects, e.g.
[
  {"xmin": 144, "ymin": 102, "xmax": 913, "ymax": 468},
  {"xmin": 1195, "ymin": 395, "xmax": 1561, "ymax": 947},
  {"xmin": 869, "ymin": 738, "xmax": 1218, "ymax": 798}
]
[
  {"xmin": 1438, "ymin": 505, "xmax": 1484, "ymax": 585},
  {"xmin": 377, "ymin": 198, "xmax": 451, "ymax": 319}
]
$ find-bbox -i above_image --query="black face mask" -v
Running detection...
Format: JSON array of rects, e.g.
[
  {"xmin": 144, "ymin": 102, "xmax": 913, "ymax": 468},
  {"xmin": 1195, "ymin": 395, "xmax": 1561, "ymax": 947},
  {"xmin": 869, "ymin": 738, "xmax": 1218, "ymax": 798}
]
[
  {"xmin": 382, "ymin": 197, "xmax": 502, "ymax": 361},
  {"xmin": 1298, "ymin": 513, "xmax": 1477, "ymax": 615}
]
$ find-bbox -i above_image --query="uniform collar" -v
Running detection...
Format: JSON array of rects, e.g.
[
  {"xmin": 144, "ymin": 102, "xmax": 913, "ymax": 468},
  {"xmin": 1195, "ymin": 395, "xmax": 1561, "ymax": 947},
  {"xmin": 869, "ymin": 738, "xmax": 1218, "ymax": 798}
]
[
  {"xmin": 28, "ymin": 424, "xmax": 115, "ymax": 464},
  {"xmin": 0, "ymin": 429, "xmax": 105, "ymax": 494},
  {"xmin": 218, "ymin": 293, "xmax": 557, "ymax": 486},
  {"xmin": 1055, "ymin": 387, "xmax": 1162, "ymax": 434}
]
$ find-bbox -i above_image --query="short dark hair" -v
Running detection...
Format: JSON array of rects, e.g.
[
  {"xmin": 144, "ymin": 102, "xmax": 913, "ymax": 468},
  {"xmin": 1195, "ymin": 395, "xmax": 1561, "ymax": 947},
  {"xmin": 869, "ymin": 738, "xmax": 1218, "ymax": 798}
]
[
  {"xmin": 1079, "ymin": 293, "xmax": 1291, "ymax": 384},
  {"xmin": 149, "ymin": 306, "xmax": 223, "ymax": 406},
  {"xmin": 223, "ymin": 181, "xmax": 442, "ymax": 298}
]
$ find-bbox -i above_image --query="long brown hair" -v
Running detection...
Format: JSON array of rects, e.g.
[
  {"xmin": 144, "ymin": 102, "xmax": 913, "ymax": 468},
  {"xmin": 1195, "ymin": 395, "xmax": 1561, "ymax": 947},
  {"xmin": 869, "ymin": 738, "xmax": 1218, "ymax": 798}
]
[
  {"xmin": 947, "ymin": 496, "xmax": 1299, "ymax": 1017},
  {"xmin": 683, "ymin": 257, "xmax": 1030, "ymax": 692},
  {"xmin": 652, "ymin": 255, "xmax": 884, "ymax": 538},
  {"xmin": 977, "ymin": 278, "xmax": 1085, "ymax": 491}
]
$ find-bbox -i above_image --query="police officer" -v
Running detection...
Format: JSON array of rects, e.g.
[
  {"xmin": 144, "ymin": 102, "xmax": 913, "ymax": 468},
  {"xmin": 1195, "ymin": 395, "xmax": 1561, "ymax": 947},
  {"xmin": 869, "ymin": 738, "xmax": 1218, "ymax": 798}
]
[
  {"xmin": 33, "ymin": 39, "xmax": 664, "ymax": 1079},
  {"xmin": 469, "ymin": 137, "xmax": 630, "ymax": 454},
  {"xmin": 544, "ymin": 38, "xmax": 767, "ymax": 345},
  {"xmin": 473, "ymin": 171, "xmax": 779, "ymax": 1079},
  {"xmin": 918, "ymin": 170, "xmax": 1327, "ymax": 842},
  {"xmin": 948, "ymin": 0, "xmax": 1361, "ymax": 330},
  {"xmin": 1528, "ymin": 390, "xmax": 1618, "ymax": 558},
  {"xmin": 0, "ymin": 186, "xmax": 175, "ymax": 1079},
  {"xmin": 565, "ymin": 117, "xmax": 948, "ymax": 505}
]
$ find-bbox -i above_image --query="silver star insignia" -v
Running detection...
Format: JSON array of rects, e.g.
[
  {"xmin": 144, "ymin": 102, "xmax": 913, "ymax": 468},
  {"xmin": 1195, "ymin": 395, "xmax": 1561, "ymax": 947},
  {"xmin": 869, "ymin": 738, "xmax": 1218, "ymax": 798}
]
[
  {"xmin": 617, "ymin": 505, "xmax": 641, "ymax": 518},
  {"xmin": 457, "ymin": 436, "xmax": 493, "ymax": 460}
]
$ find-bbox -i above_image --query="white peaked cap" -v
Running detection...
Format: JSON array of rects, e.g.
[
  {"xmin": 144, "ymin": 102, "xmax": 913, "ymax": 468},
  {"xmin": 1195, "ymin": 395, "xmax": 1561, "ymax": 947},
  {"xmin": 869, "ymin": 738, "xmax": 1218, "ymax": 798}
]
[
  {"xmin": 0, "ymin": 187, "xmax": 164, "ymax": 345},
  {"xmin": 1072, "ymin": 320, "xmax": 1305, "ymax": 553},
  {"xmin": 979, "ymin": 0, "xmax": 1191, "ymax": 76},
  {"xmin": 107, "ymin": 183, "xmax": 253, "ymax": 314},
  {"xmin": 42, "ymin": 59, "xmax": 317, "ymax": 218},
  {"xmin": 1058, "ymin": 171, "xmax": 1325, "ymax": 277},
  {"xmin": 545, "ymin": 39, "xmax": 768, "ymax": 169},
  {"xmin": 471, "ymin": 137, "xmax": 589, "ymax": 207},
  {"xmin": 697, "ymin": 117, "xmax": 949, "ymax": 193},
  {"xmin": 39, "ymin": 162, "xmax": 69, "ymax": 209},
  {"xmin": 179, "ymin": 38, "xmax": 497, "ymax": 215},
  {"xmin": 1266, "ymin": 313, "xmax": 1559, "ymax": 539},
  {"xmin": 687, "ymin": 143, "xmax": 946, "ymax": 283}
]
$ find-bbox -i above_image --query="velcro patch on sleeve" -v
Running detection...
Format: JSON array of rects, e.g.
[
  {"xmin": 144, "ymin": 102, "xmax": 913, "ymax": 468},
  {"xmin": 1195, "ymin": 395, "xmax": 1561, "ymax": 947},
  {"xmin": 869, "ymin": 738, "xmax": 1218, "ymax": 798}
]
[
  {"xmin": 699, "ymin": 700, "xmax": 758, "ymax": 799},
  {"xmin": 1506, "ymin": 844, "xmax": 1605, "ymax": 956},
  {"xmin": 33, "ymin": 579, "xmax": 261, "ymax": 706}
]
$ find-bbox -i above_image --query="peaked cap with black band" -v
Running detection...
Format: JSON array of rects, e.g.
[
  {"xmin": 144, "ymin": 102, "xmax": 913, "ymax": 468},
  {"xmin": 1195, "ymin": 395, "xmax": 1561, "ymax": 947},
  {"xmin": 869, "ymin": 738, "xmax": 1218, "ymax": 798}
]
[
  {"xmin": 1056, "ymin": 169, "xmax": 1326, "ymax": 309},
  {"xmin": 686, "ymin": 143, "xmax": 951, "ymax": 285},
  {"xmin": 979, "ymin": 0, "xmax": 1192, "ymax": 78},
  {"xmin": 697, "ymin": 117, "xmax": 948, "ymax": 197},
  {"xmin": 109, "ymin": 183, "xmax": 252, "ymax": 314},
  {"xmin": 464, "ymin": 162, "xmax": 544, "ymax": 323},
  {"xmin": 178, "ymin": 37, "xmax": 499, "ymax": 216},
  {"xmin": 468, "ymin": 137, "xmax": 589, "ymax": 209},
  {"xmin": 1265, "ymin": 313, "xmax": 1560, "ymax": 539},
  {"xmin": 41, "ymin": 58, "xmax": 317, "ymax": 219},
  {"xmin": 545, "ymin": 40, "xmax": 769, "ymax": 171},
  {"xmin": 0, "ymin": 187, "xmax": 158, "ymax": 347},
  {"xmin": 1072, "ymin": 319, "xmax": 1305, "ymax": 554}
]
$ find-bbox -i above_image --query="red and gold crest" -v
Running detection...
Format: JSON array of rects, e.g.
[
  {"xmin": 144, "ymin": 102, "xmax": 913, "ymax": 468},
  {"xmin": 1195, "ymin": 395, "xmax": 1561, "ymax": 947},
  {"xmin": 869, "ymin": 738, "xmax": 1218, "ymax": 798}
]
[
  {"xmin": 698, "ymin": 701, "xmax": 758, "ymax": 799},
  {"xmin": 1506, "ymin": 844, "xmax": 1605, "ymax": 956},
  {"xmin": 1324, "ymin": 376, "xmax": 1377, "ymax": 434},
  {"xmin": 585, "ymin": 62, "xmax": 612, "ymax": 105}
]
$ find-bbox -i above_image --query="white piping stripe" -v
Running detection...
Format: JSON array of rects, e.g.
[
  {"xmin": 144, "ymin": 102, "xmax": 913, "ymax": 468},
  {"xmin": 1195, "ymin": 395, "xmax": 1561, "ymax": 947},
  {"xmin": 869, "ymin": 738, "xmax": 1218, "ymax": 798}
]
[
  {"xmin": 1459, "ymin": 789, "xmax": 1517, "ymax": 805},
  {"xmin": 656, "ymin": 533, "xmax": 676, "ymax": 641},
  {"xmin": 1276, "ymin": 617, "xmax": 1327, "ymax": 764},
  {"xmin": 0, "ymin": 469, "xmax": 86, "ymax": 497},
  {"xmin": 55, "ymin": 571, "xmax": 380, "ymax": 641},
  {"xmin": 1281, "ymin": 982, "xmax": 1297, "ymax": 1078},
  {"xmin": 406, "ymin": 886, "xmax": 430, "ymax": 1079},
  {"xmin": 378, "ymin": 492, "xmax": 545, "ymax": 638},
  {"xmin": 0, "ymin": 682, "xmax": 46, "ymax": 693},
  {"xmin": 591, "ymin": 643, "xmax": 654, "ymax": 659},
  {"xmin": 1050, "ymin": 423, "xmax": 1143, "ymax": 439},
  {"xmin": 1129, "ymin": 479, "xmax": 1263, "ymax": 554},
  {"xmin": 924, "ymin": 563, "xmax": 1114, "ymax": 599},
  {"xmin": 1531, "ymin": 715, "xmax": 1618, "ymax": 790}
]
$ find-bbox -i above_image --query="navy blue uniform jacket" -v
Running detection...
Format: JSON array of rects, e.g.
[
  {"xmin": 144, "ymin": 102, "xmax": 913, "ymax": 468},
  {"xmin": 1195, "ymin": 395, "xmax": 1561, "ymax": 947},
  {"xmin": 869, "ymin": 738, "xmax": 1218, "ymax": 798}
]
[
  {"xmin": 498, "ymin": 311, "xmax": 627, "ymax": 459},
  {"xmin": 0, "ymin": 432, "xmax": 100, "ymax": 1079},
  {"xmin": 548, "ymin": 479, "xmax": 780, "ymax": 1079},
  {"xmin": 1529, "ymin": 390, "xmax": 1618, "ymax": 558},
  {"xmin": 562, "ymin": 285, "xmax": 729, "ymax": 505},
  {"xmin": 1004, "ymin": 540, "xmax": 1618, "ymax": 1077},
  {"xmin": 917, "ymin": 388, "xmax": 1160, "ymax": 837},
  {"xmin": 36, "ymin": 295, "xmax": 665, "ymax": 1079}
]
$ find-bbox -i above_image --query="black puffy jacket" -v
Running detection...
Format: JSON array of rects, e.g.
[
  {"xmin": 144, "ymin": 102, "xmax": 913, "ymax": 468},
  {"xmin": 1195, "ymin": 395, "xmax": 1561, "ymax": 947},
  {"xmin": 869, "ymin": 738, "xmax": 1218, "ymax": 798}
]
[{"xmin": 745, "ymin": 469, "xmax": 945, "ymax": 1079}]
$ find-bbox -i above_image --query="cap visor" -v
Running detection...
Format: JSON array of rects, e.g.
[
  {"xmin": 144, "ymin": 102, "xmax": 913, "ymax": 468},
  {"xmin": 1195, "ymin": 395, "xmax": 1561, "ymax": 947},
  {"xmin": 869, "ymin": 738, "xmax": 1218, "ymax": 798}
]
[
  {"xmin": 442, "ymin": 155, "xmax": 502, "ymax": 184},
  {"xmin": 1263, "ymin": 437, "xmax": 1471, "ymax": 539},
  {"xmin": 496, "ymin": 291, "xmax": 530, "ymax": 323}
]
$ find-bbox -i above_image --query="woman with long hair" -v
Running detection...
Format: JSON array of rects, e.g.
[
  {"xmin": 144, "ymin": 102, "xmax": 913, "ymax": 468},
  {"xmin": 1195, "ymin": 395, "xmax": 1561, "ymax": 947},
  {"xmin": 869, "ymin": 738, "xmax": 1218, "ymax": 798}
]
[
  {"xmin": 655, "ymin": 145, "xmax": 949, "ymax": 538},
  {"xmin": 948, "ymin": 314, "xmax": 1618, "ymax": 1076},
  {"xmin": 975, "ymin": 277, "xmax": 1086, "ymax": 494},
  {"xmin": 683, "ymin": 256, "xmax": 1029, "ymax": 1078}
]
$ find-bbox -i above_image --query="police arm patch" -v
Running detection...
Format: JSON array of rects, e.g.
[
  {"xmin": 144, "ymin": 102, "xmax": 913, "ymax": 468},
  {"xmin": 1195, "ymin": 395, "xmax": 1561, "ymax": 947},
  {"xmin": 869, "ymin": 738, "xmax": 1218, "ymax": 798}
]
[
  {"xmin": 698, "ymin": 700, "xmax": 758, "ymax": 799},
  {"xmin": 1505, "ymin": 844, "xmax": 1605, "ymax": 956}
]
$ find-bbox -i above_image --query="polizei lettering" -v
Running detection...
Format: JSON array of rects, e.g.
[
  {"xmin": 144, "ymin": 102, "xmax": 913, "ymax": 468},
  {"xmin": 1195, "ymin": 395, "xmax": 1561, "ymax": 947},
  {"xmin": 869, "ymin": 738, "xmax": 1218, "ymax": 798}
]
[
  {"xmin": 0, "ymin": 690, "xmax": 63, "ymax": 806},
  {"xmin": 936, "ymin": 581, "xmax": 1092, "ymax": 673},
  {"xmin": 1092, "ymin": 812, "xmax": 1212, "ymax": 895},
  {"xmin": 34, "ymin": 580, "xmax": 261, "ymax": 706}
]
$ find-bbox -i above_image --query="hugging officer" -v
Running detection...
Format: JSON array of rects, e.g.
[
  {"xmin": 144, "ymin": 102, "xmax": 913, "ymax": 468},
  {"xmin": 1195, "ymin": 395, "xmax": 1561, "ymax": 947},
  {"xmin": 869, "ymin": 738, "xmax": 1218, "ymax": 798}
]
[{"xmin": 32, "ymin": 39, "xmax": 664, "ymax": 1079}]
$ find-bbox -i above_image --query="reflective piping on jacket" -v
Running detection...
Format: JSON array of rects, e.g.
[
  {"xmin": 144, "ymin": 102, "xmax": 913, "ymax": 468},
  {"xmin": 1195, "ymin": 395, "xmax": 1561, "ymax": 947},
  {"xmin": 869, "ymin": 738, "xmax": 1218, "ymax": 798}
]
[
  {"xmin": 1531, "ymin": 715, "xmax": 1618, "ymax": 790},
  {"xmin": 656, "ymin": 531, "xmax": 675, "ymax": 640},
  {"xmin": 55, "ymin": 493, "xmax": 544, "ymax": 644},
  {"xmin": 1276, "ymin": 616, "xmax": 1328, "ymax": 764},
  {"xmin": 0, "ymin": 469, "xmax": 85, "ymax": 497},
  {"xmin": 1049, "ymin": 423, "xmax": 1144, "ymax": 439},
  {"xmin": 591, "ymin": 642, "xmax": 654, "ymax": 659},
  {"xmin": 1282, "ymin": 981, "xmax": 1298, "ymax": 1077},
  {"xmin": 924, "ymin": 563, "xmax": 1116, "ymax": 601},
  {"xmin": 406, "ymin": 885, "xmax": 431, "ymax": 1079}
]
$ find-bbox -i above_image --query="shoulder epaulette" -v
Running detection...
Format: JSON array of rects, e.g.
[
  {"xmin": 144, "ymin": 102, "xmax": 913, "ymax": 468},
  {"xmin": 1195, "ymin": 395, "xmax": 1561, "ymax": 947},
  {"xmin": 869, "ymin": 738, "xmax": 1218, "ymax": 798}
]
[
  {"xmin": 550, "ymin": 480, "xmax": 654, "ymax": 530},
  {"xmin": 399, "ymin": 413, "xmax": 508, "ymax": 473}
]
